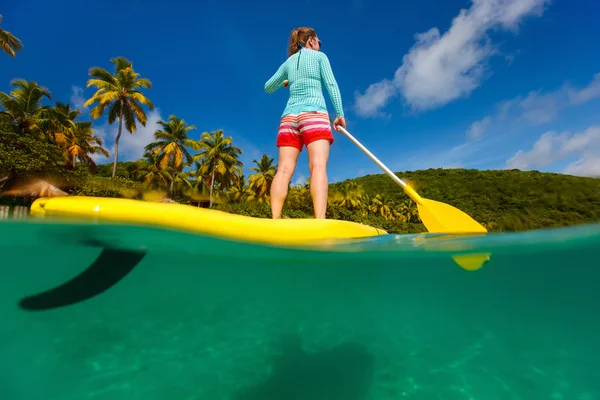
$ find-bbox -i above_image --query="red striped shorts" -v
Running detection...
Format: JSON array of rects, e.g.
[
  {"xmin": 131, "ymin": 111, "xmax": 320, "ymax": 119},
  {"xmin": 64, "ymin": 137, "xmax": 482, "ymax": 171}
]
[{"xmin": 276, "ymin": 111, "xmax": 334, "ymax": 151}]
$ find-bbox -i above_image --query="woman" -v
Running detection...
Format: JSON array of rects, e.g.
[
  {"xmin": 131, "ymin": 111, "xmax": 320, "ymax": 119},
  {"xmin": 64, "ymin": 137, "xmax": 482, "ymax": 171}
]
[{"xmin": 264, "ymin": 27, "xmax": 346, "ymax": 219}]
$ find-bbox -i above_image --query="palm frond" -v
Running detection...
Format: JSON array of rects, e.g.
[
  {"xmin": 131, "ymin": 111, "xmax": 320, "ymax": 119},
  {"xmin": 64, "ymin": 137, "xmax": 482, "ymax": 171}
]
[
  {"xmin": 133, "ymin": 78, "xmax": 152, "ymax": 90},
  {"xmin": 122, "ymin": 106, "xmax": 137, "ymax": 133},
  {"xmin": 126, "ymin": 98, "xmax": 147, "ymax": 126},
  {"xmin": 87, "ymin": 68, "xmax": 118, "ymax": 86},
  {"xmin": 129, "ymin": 91, "xmax": 154, "ymax": 109},
  {"xmin": 0, "ymin": 26, "xmax": 24, "ymax": 57},
  {"xmin": 110, "ymin": 56, "xmax": 133, "ymax": 72},
  {"xmin": 89, "ymin": 103, "xmax": 108, "ymax": 120}
]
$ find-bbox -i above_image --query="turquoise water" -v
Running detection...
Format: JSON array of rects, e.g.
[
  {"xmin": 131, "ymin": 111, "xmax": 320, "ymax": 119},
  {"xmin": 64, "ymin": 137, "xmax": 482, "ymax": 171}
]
[{"xmin": 1, "ymin": 219, "xmax": 600, "ymax": 399}]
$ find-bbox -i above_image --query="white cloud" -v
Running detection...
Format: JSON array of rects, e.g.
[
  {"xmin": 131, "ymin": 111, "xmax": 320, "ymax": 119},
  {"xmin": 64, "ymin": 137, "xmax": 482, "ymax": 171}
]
[
  {"xmin": 93, "ymin": 108, "xmax": 163, "ymax": 162},
  {"xmin": 353, "ymin": 80, "xmax": 396, "ymax": 118},
  {"xmin": 505, "ymin": 131, "xmax": 557, "ymax": 170},
  {"xmin": 567, "ymin": 72, "xmax": 600, "ymax": 105},
  {"xmin": 354, "ymin": 0, "xmax": 551, "ymax": 116},
  {"xmin": 519, "ymin": 89, "xmax": 562, "ymax": 124},
  {"xmin": 506, "ymin": 126, "xmax": 600, "ymax": 177},
  {"xmin": 465, "ymin": 72, "xmax": 600, "ymax": 139},
  {"xmin": 293, "ymin": 174, "xmax": 307, "ymax": 186},
  {"xmin": 383, "ymin": 73, "xmax": 600, "ymax": 173},
  {"xmin": 564, "ymin": 157, "xmax": 600, "ymax": 177},
  {"xmin": 70, "ymin": 86, "xmax": 87, "ymax": 111},
  {"xmin": 467, "ymin": 116, "xmax": 492, "ymax": 140}
]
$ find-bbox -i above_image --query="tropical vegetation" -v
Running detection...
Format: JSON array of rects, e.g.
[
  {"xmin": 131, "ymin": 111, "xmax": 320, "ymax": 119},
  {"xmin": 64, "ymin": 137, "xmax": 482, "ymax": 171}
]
[
  {"xmin": 1, "ymin": 36, "xmax": 599, "ymax": 233},
  {"xmin": 0, "ymin": 14, "xmax": 23, "ymax": 58}
]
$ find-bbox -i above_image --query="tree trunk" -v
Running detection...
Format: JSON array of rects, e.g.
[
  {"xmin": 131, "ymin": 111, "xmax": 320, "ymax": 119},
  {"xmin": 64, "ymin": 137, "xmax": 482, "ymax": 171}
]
[
  {"xmin": 112, "ymin": 110, "xmax": 123, "ymax": 179},
  {"xmin": 209, "ymin": 169, "xmax": 215, "ymax": 208},
  {"xmin": 0, "ymin": 175, "xmax": 9, "ymax": 190},
  {"xmin": 170, "ymin": 172, "xmax": 176, "ymax": 195}
]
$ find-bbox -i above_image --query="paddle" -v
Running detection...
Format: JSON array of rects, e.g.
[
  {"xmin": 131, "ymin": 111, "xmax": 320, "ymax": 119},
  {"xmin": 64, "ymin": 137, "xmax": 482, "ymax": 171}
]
[{"xmin": 330, "ymin": 119, "xmax": 487, "ymax": 234}]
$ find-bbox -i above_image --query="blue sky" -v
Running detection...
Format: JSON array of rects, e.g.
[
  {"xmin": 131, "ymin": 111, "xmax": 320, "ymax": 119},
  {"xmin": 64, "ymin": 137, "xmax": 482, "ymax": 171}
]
[{"xmin": 1, "ymin": 0, "xmax": 600, "ymax": 184}]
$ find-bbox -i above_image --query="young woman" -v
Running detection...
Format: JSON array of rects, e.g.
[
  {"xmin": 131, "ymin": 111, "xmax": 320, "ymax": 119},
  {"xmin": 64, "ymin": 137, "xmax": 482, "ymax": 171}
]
[{"xmin": 264, "ymin": 27, "xmax": 346, "ymax": 219}]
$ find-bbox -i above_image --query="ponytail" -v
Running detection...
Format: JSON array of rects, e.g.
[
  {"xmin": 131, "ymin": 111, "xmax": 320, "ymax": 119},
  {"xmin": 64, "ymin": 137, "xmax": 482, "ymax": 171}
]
[
  {"xmin": 288, "ymin": 29, "xmax": 300, "ymax": 56},
  {"xmin": 288, "ymin": 27, "xmax": 316, "ymax": 56}
]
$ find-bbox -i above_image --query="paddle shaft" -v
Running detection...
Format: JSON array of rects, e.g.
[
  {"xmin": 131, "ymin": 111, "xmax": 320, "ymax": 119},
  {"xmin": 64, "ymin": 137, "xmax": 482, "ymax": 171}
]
[{"xmin": 331, "ymin": 121, "xmax": 425, "ymax": 205}]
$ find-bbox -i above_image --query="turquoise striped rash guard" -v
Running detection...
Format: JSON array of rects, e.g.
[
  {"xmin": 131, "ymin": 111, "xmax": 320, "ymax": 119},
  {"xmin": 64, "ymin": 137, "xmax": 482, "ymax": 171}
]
[{"xmin": 264, "ymin": 48, "xmax": 345, "ymax": 119}]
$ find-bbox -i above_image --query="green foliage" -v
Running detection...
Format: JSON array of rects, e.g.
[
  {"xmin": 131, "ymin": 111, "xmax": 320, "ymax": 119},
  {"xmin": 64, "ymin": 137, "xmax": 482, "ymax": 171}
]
[
  {"xmin": 0, "ymin": 120, "xmax": 70, "ymax": 180},
  {"xmin": 0, "ymin": 14, "xmax": 24, "ymax": 58},
  {"xmin": 69, "ymin": 176, "xmax": 146, "ymax": 198},
  {"xmin": 0, "ymin": 79, "xmax": 56, "ymax": 136},
  {"xmin": 282, "ymin": 209, "xmax": 313, "ymax": 219},
  {"xmin": 215, "ymin": 201, "xmax": 272, "ymax": 218},
  {"xmin": 335, "ymin": 168, "xmax": 600, "ymax": 232},
  {"xmin": 323, "ymin": 204, "xmax": 425, "ymax": 233},
  {"xmin": 0, "ymin": 80, "xmax": 111, "ymax": 181},
  {"xmin": 94, "ymin": 161, "xmax": 138, "ymax": 179}
]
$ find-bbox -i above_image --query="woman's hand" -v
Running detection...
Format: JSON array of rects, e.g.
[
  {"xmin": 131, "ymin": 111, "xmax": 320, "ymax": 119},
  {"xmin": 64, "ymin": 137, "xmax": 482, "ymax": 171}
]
[
  {"xmin": 283, "ymin": 80, "xmax": 289, "ymax": 88},
  {"xmin": 333, "ymin": 116, "xmax": 346, "ymax": 132}
]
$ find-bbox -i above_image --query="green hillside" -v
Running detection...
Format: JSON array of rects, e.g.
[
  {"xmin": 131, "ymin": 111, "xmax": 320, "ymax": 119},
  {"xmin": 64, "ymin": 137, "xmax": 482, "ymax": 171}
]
[{"xmin": 330, "ymin": 168, "xmax": 600, "ymax": 232}]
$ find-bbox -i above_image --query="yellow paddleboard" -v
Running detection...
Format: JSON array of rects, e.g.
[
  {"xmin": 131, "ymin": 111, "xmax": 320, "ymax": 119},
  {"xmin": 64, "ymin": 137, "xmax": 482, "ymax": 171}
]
[{"xmin": 29, "ymin": 196, "xmax": 387, "ymax": 245}]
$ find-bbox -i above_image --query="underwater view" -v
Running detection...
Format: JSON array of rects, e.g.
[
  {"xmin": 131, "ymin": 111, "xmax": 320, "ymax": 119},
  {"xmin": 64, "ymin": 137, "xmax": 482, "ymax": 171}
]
[{"xmin": 2, "ymin": 219, "xmax": 600, "ymax": 399}]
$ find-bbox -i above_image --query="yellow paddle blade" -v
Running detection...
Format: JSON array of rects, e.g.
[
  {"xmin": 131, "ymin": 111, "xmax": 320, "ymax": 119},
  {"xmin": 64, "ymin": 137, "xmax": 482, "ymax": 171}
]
[
  {"xmin": 417, "ymin": 198, "xmax": 488, "ymax": 234},
  {"xmin": 452, "ymin": 253, "xmax": 491, "ymax": 271}
]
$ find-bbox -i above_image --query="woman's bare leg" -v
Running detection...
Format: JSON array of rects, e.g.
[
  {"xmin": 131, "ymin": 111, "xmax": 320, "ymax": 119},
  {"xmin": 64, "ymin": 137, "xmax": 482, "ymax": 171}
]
[
  {"xmin": 306, "ymin": 139, "xmax": 330, "ymax": 219},
  {"xmin": 270, "ymin": 146, "xmax": 300, "ymax": 219}
]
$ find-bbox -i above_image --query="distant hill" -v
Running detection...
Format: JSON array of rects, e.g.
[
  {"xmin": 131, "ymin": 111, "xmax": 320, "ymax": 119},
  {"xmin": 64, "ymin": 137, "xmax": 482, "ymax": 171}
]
[{"xmin": 330, "ymin": 168, "xmax": 600, "ymax": 232}]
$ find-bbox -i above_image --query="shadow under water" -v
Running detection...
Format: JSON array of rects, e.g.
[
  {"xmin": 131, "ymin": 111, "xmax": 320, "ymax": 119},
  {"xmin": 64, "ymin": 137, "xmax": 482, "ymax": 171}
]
[{"xmin": 235, "ymin": 334, "xmax": 375, "ymax": 400}]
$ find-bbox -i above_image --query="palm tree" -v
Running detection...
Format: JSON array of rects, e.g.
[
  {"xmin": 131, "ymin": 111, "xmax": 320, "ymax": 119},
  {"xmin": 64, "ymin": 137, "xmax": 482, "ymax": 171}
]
[
  {"xmin": 38, "ymin": 102, "xmax": 108, "ymax": 171},
  {"xmin": 53, "ymin": 102, "xmax": 80, "ymax": 119},
  {"xmin": 227, "ymin": 173, "xmax": 253, "ymax": 202},
  {"xmin": 188, "ymin": 168, "xmax": 208, "ymax": 196},
  {"xmin": 55, "ymin": 120, "xmax": 110, "ymax": 171},
  {"xmin": 287, "ymin": 184, "xmax": 310, "ymax": 206},
  {"xmin": 0, "ymin": 15, "xmax": 23, "ymax": 58},
  {"xmin": 194, "ymin": 130, "xmax": 243, "ymax": 207},
  {"xmin": 248, "ymin": 154, "xmax": 277, "ymax": 201},
  {"xmin": 83, "ymin": 56, "xmax": 154, "ymax": 178},
  {"xmin": 163, "ymin": 168, "xmax": 194, "ymax": 196},
  {"xmin": 331, "ymin": 181, "xmax": 365, "ymax": 210},
  {"xmin": 45, "ymin": 102, "xmax": 86, "ymax": 144},
  {"xmin": 133, "ymin": 151, "xmax": 170, "ymax": 188},
  {"xmin": 400, "ymin": 199, "xmax": 420, "ymax": 223},
  {"xmin": 145, "ymin": 115, "xmax": 198, "ymax": 194},
  {"xmin": 368, "ymin": 194, "xmax": 395, "ymax": 220},
  {"xmin": 0, "ymin": 79, "xmax": 56, "ymax": 136}
]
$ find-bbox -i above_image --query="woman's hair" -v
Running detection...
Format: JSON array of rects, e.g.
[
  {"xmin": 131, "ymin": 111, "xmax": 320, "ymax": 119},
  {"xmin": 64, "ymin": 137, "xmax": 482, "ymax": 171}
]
[{"xmin": 288, "ymin": 27, "xmax": 317, "ymax": 56}]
